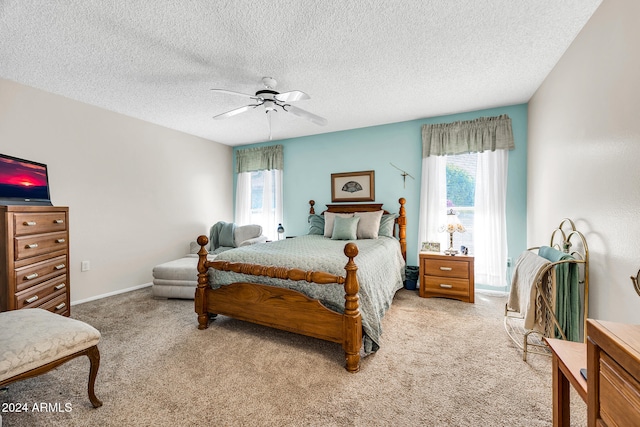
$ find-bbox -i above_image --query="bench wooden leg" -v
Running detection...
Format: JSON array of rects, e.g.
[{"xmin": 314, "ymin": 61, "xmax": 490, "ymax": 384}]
[{"xmin": 86, "ymin": 345, "xmax": 102, "ymax": 408}]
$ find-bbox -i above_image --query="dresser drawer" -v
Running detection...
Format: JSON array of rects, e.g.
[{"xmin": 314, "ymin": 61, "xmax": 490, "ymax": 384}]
[
  {"xmin": 14, "ymin": 231, "xmax": 68, "ymax": 261},
  {"xmin": 15, "ymin": 275, "xmax": 67, "ymax": 309},
  {"xmin": 38, "ymin": 293, "xmax": 69, "ymax": 316},
  {"xmin": 422, "ymin": 276, "xmax": 470, "ymax": 298},
  {"xmin": 15, "ymin": 255, "xmax": 67, "ymax": 292},
  {"xmin": 599, "ymin": 352, "xmax": 640, "ymax": 426},
  {"xmin": 14, "ymin": 212, "xmax": 67, "ymax": 236},
  {"xmin": 423, "ymin": 259, "xmax": 469, "ymax": 278}
]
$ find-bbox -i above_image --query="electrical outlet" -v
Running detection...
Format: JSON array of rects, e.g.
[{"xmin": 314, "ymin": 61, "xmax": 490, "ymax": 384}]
[
  {"xmin": 506, "ymin": 257, "xmax": 512, "ymax": 267},
  {"xmin": 81, "ymin": 260, "xmax": 90, "ymax": 272}
]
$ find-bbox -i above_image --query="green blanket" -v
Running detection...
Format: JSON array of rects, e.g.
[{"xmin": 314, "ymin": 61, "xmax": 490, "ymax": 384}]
[
  {"xmin": 538, "ymin": 246, "xmax": 580, "ymax": 341},
  {"xmin": 209, "ymin": 221, "xmax": 236, "ymax": 249}
]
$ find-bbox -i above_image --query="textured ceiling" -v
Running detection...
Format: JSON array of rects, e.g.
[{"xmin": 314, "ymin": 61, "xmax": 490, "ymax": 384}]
[{"xmin": 0, "ymin": 1, "xmax": 602, "ymax": 146}]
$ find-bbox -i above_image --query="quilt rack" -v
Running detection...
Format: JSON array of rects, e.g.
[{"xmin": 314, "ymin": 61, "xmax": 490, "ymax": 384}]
[{"xmin": 504, "ymin": 218, "xmax": 589, "ymax": 361}]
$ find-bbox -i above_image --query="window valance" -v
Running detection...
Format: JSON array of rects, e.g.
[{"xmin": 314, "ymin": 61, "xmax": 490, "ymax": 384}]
[
  {"xmin": 422, "ymin": 114, "xmax": 515, "ymax": 158},
  {"xmin": 236, "ymin": 145, "xmax": 283, "ymax": 173}
]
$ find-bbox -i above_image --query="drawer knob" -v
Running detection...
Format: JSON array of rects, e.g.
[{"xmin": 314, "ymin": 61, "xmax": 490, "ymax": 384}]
[
  {"xmin": 25, "ymin": 295, "xmax": 39, "ymax": 304},
  {"xmin": 439, "ymin": 284, "xmax": 453, "ymax": 289},
  {"xmin": 55, "ymin": 302, "xmax": 66, "ymax": 310},
  {"xmin": 54, "ymin": 219, "xmax": 64, "ymax": 224},
  {"xmin": 54, "ymin": 283, "xmax": 66, "ymax": 290},
  {"xmin": 26, "ymin": 243, "xmax": 38, "ymax": 249},
  {"xmin": 54, "ymin": 264, "xmax": 66, "ymax": 270},
  {"xmin": 56, "ymin": 238, "xmax": 66, "ymax": 243},
  {"xmin": 25, "ymin": 273, "xmax": 39, "ymax": 280},
  {"xmin": 440, "ymin": 267, "xmax": 453, "ymax": 271},
  {"xmin": 23, "ymin": 221, "xmax": 37, "ymax": 226}
]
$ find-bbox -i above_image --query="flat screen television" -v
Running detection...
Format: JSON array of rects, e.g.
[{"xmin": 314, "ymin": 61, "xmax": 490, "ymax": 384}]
[{"xmin": 0, "ymin": 153, "xmax": 52, "ymax": 206}]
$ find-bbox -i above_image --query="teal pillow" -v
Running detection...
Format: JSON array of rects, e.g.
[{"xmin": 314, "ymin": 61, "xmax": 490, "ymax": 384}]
[
  {"xmin": 307, "ymin": 214, "xmax": 325, "ymax": 235},
  {"xmin": 379, "ymin": 213, "xmax": 398, "ymax": 237},
  {"xmin": 331, "ymin": 216, "xmax": 360, "ymax": 240}
]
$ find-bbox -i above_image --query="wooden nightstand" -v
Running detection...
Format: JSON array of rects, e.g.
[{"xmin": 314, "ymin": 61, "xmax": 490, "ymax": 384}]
[{"xmin": 419, "ymin": 252, "xmax": 474, "ymax": 303}]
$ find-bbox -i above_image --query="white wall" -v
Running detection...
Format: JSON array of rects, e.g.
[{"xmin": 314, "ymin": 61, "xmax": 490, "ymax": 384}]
[
  {"xmin": 528, "ymin": 0, "xmax": 640, "ymax": 322},
  {"xmin": 0, "ymin": 78, "xmax": 233, "ymax": 303}
]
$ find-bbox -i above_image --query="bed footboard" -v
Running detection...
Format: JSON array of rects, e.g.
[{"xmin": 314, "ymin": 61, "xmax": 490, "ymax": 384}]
[{"xmin": 194, "ymin": 235, "xmax": 363, "ymax": 372}]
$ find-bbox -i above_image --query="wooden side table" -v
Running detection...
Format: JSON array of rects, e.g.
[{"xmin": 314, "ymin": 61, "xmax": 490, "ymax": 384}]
[
  {"xmin": 419, "ymin": 252, "xmax": 474, "ymax": 303},
  {"xmin": 544, "ymin": 338, "xmax": 587, "ymax": 427}
]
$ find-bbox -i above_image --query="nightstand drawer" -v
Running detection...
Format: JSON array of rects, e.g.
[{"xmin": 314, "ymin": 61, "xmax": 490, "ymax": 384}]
[
  {"xmin": 422, "ymin": 276, "xmax": 470, "ymax": 296},
  {"xmin": 423, "ymin": 259, "xmax": 469, "ymax": 279}
]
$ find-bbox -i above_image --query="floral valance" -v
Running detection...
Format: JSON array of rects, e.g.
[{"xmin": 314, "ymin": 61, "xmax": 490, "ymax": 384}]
[
  {"xmin": 235, "ymin": 145, "xmax": 283, "ymax": 173},
  {"xmin": 422, "ymin": 114, "xmax": 515, "ymax": 158}
]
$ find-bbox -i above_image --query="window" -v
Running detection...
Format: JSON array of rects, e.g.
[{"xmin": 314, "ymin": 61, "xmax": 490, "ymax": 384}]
[
  {"xmin": 248, "ymin": 170, "xmax": 279, "ymax": 230},
  {"xmin": 235, "ymin": 145, "xmax": 284, "ymax": 240},
  {"xmin": 446, "ymin": 154, "xmax": 476, "ymax": 254},
  {"xmin": 236, "ymin": 169, "xmax": 282, "ymax": 240},
  {"xmin": 419, "ymin": 115, "xmax": 514, "ymax": 288}
]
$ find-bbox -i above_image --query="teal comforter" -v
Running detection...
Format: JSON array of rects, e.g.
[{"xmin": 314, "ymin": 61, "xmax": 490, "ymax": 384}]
[{"xmin": 209, "ymin": 235, "xmax": 405, "ymax": 354}]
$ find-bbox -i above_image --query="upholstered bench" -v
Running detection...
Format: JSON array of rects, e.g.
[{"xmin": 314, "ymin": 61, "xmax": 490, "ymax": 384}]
[
  {"xmin": 0, "ymin": 308, "xmax": 102, "ymax": 408},
  {"xmin": 152, "ymin": 256, "xmax": 203, "ymax": 299}
]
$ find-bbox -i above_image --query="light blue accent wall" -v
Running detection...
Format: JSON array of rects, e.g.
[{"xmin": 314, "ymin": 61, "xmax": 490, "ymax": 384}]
[{"xmin": 233, "ymin": 103, "xmax": 527, "ymax": 289}]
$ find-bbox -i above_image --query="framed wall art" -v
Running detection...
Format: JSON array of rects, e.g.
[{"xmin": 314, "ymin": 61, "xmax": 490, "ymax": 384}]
[{"xmin": 331, "ymin": 170, "xmax": 375, "ymax": 202}]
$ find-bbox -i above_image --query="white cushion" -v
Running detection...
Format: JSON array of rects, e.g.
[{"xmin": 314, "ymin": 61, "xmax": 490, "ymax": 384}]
[
  {"xmin": 152, "ymin": 257, "xmax": 200, "ymax": 281},
  {"xmin": 234, "ymin": 224, "xmax": 263, "ymax": 247},
  {"xmin": 354, "ymin": 210, "xmax": 384, "ymax": 239},
  {"xmin": 0, "ymin": 309, "xmax": 100, "ymax": 382}
]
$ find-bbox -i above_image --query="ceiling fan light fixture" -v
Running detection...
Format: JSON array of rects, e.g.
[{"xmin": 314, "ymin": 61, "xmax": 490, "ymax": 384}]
[{"xmin": 263, "ymin": 100, "xmax": 276, "ymax": 112}]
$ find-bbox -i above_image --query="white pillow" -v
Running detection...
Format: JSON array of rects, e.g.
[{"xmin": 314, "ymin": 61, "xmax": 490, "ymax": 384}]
[
  {"xmin": 354, "ymin": 210, "xmax": 384, "ymax": 239},
  {"xmin": 323, "ymin": 212, "xmax": 354, "ymax": 238}
]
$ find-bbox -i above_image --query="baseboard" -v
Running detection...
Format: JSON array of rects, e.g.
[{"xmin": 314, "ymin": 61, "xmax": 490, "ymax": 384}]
[{"xmin": 71, "ymin": 282, "xmax": 152, "ymax": 306}]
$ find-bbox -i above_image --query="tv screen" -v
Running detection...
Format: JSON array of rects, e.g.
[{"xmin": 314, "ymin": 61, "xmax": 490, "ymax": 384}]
[{"xmin": 0, "ymin": 154, "xmax": 52, "ymax": 205}]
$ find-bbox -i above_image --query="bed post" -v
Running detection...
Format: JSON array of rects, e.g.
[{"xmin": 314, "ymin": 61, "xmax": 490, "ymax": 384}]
[
  {"xmin": 309, "ymin": 200, "xmax": 315, "ymax": 214},
  {"xmin": 195, "ymin": 235, "xmax": 210, "ymax": 330},
  {"xmin": 398, "ymin": 198, "xmax": 407, "ymax": 260},
  {"xmin": 342, "ymin": 242, "xmax": 362, "ymax": 373}
]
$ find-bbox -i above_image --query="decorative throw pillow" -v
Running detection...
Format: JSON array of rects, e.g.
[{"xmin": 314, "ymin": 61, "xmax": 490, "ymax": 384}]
[
  {"xmin": 378, "ymin": 213, "xmax": 399, "ymax": 237},
  {"xmin": 331, "ymin": 216, "xmax": 360, "ymax": 240},
  {"xmin": 354, "ymin": 210, "xmax": 384, "ymax": 239},
  {"xmin": 323, "ymin": 212, "xmax": 354, "ymax": 238},
  {"xmin": 307, "ymin": 214, "xmax": 325, "ymax": 235}
]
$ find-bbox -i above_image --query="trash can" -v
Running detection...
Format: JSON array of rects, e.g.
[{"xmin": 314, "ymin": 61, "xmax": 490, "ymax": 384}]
[{"xmin": 404, "ymin": 266, "xmax": 419, "ymax": 290}]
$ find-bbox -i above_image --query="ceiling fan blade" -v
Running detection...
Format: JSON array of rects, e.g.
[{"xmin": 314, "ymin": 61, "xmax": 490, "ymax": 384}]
[
  {"xmin": 210, "ymin": 89, "xmax": 258, "ymax": 100},
  {"xmin": 213, "ymin": 104, "xmax": 259, "ymax": 120},
  {"xmin": 274, "ymin": 90, "xmax": 310, "ymax": 103},
  {"xmin": 283, "ymin": 104, "xmax": 328, "ymax": 126}
]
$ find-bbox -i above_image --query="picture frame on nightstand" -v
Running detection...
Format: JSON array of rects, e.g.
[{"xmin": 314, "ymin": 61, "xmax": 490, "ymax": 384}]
[{"xmin": 422, "ymin": 241, "xmax": 440, "ymax": 252}]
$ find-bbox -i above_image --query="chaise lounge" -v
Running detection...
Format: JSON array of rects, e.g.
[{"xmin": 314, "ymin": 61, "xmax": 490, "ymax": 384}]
[{"xmin": 151, "ymin": 222, "xmax": 267, "ymax": 299}]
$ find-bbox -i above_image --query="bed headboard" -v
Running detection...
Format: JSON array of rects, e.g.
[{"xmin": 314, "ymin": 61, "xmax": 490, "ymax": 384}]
[{"xmin": 308, "ymin": 198, "xmax": 407, "ymax": 260}]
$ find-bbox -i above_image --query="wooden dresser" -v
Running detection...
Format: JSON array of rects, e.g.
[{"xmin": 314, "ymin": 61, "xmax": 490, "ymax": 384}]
[
  {"xmin": 419, "ymin": 252, "xmax": 474, "ymax": 303},
  {"xmin": 587, "ymin": 319, "xmax": 640, "ymax": 426},
  {"xmin": 0, "ymin": 205, "xmax": 70, "ymax": 316}
]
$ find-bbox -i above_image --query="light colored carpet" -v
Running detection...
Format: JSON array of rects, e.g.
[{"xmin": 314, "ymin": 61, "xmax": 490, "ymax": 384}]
[{"xmin": 0, "ymin": 287, "xmax": 587, "ymax": 426}]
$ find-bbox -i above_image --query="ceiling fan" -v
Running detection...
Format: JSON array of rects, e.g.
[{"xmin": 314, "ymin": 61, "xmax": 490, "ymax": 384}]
[{"xmin": 210, "ymin": 77, "xmax": 328, "ymax": 127}]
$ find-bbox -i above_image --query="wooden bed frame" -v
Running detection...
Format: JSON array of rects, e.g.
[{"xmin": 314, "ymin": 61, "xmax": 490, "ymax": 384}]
[{"xmin": 195, "ymin": 198, "xmax": 407, "ymax": 372}]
